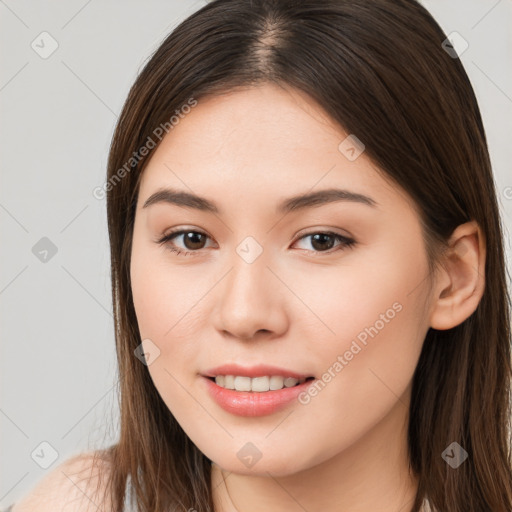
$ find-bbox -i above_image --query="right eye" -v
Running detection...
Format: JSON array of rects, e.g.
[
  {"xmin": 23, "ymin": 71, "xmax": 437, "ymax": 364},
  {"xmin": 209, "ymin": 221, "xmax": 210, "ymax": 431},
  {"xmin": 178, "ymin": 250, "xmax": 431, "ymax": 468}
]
[{"xmin": 156, "ymin": 229, "xmax": 215, "ymax": 256}]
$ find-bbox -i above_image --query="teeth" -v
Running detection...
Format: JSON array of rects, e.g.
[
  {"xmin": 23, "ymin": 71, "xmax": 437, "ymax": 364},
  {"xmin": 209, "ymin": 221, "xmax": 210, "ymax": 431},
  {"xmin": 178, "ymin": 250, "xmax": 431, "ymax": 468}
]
[
  {"xmin": 251, "ymin": 376, "xmax": 270, "ymax": 392},
  {"xmin": 214, "ymin": 375, "xmax": 306, "ymax": 392},
  {"xmin": 284, "ymin": 377, "xmax": 299, "ymax": 387},
  {"xmin": 223, "ymin": 375, "xmax": 235, "ymax": 389},
  {"xmin": 270, "ymin": 376, "xmax": 284, "ymax": 390},
  {"xmin": 234, "ymin": 376, "xmax": 252, "ymax": 391}
]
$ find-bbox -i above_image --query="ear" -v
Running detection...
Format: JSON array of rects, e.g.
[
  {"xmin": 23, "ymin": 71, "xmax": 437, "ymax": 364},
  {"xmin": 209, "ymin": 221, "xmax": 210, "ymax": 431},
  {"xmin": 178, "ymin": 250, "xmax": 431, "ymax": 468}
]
[{"xmin": 429, "ymin": 220, "xmax": 486, "ymax": 330}]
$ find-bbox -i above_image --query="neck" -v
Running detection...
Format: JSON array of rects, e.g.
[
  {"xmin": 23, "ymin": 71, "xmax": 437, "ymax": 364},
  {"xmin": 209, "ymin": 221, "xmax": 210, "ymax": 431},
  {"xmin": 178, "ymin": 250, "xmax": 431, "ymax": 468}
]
[{"xmin": 211, "ymin": 386, "xmax": 419, "ymax": 512}]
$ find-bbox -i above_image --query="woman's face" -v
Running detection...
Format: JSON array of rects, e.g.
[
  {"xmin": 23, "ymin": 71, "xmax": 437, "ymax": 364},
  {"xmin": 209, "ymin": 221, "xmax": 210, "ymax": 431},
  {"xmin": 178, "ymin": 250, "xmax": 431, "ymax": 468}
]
[{"xmin": 130, "ymin": 82, "xmax": 435, "ymax": 476}]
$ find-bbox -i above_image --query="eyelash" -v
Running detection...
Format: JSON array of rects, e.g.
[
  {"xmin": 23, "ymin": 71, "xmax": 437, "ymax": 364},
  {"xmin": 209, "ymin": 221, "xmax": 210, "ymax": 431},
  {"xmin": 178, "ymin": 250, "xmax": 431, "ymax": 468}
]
[{"xmin": 155, "ymin": 229, "xmax": 356, "ymax": 257}]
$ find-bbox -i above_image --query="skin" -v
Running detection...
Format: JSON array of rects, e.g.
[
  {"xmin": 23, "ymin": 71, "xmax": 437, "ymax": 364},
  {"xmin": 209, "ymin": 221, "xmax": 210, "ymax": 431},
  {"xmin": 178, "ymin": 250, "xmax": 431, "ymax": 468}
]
[{"xmin": 129, "ymin": 82, "xmax": 485, "ymax": 512}]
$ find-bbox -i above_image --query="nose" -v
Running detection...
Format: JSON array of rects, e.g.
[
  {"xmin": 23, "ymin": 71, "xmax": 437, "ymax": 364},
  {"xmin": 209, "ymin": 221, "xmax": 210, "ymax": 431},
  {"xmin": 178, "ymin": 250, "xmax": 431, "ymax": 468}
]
[{"xmin": 212, "ymin": 251, "xmax": 289, "ymax": 341}]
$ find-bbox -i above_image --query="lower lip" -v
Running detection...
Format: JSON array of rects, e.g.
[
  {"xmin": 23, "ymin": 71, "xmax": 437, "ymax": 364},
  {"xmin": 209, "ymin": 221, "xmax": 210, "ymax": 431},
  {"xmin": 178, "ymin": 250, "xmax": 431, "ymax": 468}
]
[{"xmin": 202, "ymin": 376, "xmax": 315, "ymax": 417}]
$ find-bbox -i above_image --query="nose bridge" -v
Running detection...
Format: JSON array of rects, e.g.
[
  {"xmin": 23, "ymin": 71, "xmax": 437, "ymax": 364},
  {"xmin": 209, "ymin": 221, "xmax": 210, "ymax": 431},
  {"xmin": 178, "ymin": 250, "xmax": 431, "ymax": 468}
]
[
  {"xmin": 214, "ymin": 234, "xmax": 285, "ymax": 339},
  {"xmin": 226, "ymin": 234, "xmax": 271, "ymax": 307}
]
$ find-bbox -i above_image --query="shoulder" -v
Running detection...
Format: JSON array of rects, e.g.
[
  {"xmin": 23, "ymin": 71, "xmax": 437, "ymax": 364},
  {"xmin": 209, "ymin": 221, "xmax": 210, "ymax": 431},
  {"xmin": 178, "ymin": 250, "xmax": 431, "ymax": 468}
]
[{"xmin": 12, "ymin": 450, "xmax": 112, "ymax": 512}]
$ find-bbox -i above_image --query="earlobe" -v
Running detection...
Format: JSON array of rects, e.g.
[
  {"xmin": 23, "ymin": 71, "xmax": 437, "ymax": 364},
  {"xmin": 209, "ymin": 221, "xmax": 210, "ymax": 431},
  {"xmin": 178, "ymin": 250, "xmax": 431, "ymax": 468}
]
[{"xmin": 429, "ymin": 221, "xmax": 486, "ymax": 330}]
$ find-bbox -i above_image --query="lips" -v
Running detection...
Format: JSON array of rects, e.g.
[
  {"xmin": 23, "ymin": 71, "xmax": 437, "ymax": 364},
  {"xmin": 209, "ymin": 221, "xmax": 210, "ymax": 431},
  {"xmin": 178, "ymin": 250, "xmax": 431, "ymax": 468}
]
[
  {"xmin": 202, "ymin": 376, "xmax": 315, "ymax": 416},
  {"xmin": 201, "ymin": 363, "xmax": 317, "ymax": 416}
]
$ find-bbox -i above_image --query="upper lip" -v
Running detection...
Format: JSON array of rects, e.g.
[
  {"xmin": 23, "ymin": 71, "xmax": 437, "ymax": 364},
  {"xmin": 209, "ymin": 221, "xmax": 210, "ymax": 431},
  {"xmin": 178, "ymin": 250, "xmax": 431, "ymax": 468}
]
[{"xmin": 202, "ymin": 364, "xmax": 314, "ymax": 379}]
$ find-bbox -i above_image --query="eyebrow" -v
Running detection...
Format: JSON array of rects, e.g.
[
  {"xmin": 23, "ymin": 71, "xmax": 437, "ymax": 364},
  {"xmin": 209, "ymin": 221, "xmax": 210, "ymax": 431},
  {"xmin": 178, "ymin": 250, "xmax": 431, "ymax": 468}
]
[{"xmin": 142, "ymin": 187, "xmax": 378, "ymax": 214}]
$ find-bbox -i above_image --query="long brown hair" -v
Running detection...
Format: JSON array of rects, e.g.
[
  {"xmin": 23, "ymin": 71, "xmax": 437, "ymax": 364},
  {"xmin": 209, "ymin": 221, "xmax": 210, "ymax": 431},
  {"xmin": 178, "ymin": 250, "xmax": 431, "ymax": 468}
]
[{"xmin": 93, "ymin": 0, "xmax": 512, "ymax": 510}]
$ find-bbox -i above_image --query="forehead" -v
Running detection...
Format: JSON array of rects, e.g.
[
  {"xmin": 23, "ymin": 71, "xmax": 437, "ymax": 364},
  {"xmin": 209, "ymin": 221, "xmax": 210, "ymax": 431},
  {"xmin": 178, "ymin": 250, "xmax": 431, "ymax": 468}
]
[{"xmin": 137, "ymin": 83, "xmax": 412, "ymax": 215}]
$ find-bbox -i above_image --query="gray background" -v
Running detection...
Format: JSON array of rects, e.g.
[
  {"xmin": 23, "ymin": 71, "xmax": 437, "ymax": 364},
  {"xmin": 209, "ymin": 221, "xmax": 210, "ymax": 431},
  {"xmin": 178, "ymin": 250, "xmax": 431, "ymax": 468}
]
[{"xmin": 1, "ymin": 0, "xmax": 511, "ymax": 507}]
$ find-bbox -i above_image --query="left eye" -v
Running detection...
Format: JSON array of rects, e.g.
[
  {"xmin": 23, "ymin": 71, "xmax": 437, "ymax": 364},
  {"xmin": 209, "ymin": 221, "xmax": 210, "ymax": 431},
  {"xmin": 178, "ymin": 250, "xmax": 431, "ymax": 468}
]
[
  {"xmin": 294, "ymin": 231, "xmax": 356, "ymax": 253},
  {"xmin": 156, "ymin": 229, "xmax": 356, "ymax": 256}
]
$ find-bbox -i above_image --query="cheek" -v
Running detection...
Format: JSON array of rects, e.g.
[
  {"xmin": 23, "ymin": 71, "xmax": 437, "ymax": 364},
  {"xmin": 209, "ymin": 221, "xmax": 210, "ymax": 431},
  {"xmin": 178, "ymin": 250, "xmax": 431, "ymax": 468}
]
[
  {"xmin": 130, "ymin": 237, "xmax": 201, "ymax": 342},
  {"xmin": 284, "ymin": 245, "xmax": 427, "ymax": 351},
  {"xmin": 130, "ymin": 244, "xmax": 208, "ymax": 423},
  {"xmin": 287, "ymin": 282, "xmax": 427, "ymax": 470},
  {"xmin": 288, "ymin": 243, "xmax": 429, "ymax": 405},
  {"xmin": 130, "ymin": 237, "xmax": 215, "ymax": 400}
]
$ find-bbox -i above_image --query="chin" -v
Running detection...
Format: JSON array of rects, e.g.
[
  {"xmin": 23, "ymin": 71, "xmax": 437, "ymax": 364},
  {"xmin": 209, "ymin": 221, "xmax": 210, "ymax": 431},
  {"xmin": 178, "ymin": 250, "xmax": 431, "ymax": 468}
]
[{"xmin": 208, "ymin": 445, "xmax": 321, "ymax": 478}]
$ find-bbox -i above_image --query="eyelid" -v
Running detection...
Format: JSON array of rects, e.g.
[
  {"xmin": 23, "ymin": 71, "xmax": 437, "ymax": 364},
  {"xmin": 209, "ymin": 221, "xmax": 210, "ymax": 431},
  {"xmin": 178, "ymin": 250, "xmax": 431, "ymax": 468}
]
[{"xmin": 294, "ymin": 225, "xmax": 354, "ymax": 240}]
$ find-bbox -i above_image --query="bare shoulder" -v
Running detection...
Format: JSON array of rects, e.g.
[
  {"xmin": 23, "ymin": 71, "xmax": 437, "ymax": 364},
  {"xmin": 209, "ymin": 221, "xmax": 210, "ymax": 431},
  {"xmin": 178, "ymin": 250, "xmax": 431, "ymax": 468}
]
[{"xmin": 12, "ymin": 450, "xmax": 113, "ymax": 512}]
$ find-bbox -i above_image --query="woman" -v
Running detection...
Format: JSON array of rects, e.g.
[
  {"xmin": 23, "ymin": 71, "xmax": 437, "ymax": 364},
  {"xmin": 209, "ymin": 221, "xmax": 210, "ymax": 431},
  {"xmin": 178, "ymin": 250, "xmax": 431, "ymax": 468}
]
[{"xmin": 9, "ymin": 0, "xmax": 512, "ymax": 511}]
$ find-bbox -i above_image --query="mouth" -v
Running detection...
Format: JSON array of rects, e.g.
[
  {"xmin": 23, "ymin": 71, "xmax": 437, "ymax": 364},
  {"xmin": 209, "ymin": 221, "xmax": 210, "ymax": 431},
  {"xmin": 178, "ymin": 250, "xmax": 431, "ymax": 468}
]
[
  {"xmin": 203, "ymin": 374, "xmax": 317, "ymax": 417},
  {"xmin": 206, "ymin": 375, "xmax": 316, "ymax": 392}
]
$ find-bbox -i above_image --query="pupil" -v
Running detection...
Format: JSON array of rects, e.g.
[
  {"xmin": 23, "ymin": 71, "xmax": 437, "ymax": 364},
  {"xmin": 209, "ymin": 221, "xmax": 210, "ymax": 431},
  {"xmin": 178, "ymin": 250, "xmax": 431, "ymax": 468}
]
[
  {"xmin": 184, "ymin": 232, "xmax": 205, "ymax": 250},
  {"xmin": 311, "ymin": 233, "xmax": 334, "ymax": 251}
]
